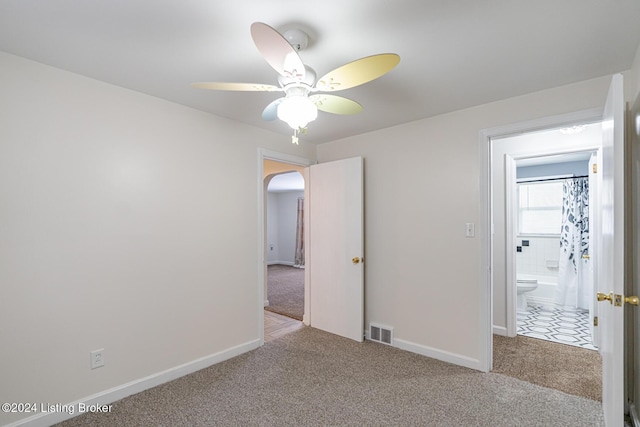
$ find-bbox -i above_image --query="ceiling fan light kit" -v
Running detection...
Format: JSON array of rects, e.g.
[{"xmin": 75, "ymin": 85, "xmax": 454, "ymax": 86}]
[
  {"xmin": 277, "ymin": 93, "xmax": 318, "ymax": 130},
  {"xmin": 192, "ymin": 22, "xmax": 399, "ymax": 144}
]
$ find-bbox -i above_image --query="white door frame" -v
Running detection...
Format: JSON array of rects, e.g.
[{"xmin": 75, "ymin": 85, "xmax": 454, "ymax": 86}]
[
  {"xmin": 257, "ymin": 148, "xmax": 313, "ymax": 345},
  {"xmin": 478, "ymin": 107, "xmax": 604, "ymax": 372}
]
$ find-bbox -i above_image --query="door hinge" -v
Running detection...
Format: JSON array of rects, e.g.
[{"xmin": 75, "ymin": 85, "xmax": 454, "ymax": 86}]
[
  {"xmin": 593, "ymin": 316, "xmax": 598, "ymax": 326},
  {"xmin": 592, "ymin": 163, "xmax": 598, "ymax": 173}
]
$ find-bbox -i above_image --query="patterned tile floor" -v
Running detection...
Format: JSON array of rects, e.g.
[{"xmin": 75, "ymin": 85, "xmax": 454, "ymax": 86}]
[{"xmin": 517, "ymin": 303, "xmax": 598, "ymax": 351}]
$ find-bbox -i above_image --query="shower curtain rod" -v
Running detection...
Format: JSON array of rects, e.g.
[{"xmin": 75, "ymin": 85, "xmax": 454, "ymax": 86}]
[{"xmin": 517, "ymin": 175, "xmax": 589, "ymax": 184}]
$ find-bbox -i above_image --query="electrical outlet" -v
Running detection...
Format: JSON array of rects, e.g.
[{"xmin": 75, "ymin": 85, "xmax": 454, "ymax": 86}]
[
  {"xmin": 90, "ymin": 349, "xmax": 105, "ymax": 369},
  {"xmin": 465, "ymin": 223, "xmax": 475, "ymax": 238}
]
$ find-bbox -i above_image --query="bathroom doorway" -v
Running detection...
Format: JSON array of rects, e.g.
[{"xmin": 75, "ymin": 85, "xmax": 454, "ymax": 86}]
[
  {"xmin": 492, "ymin": 122, "xmax": 603, "ymax": 343},
  {"xmin": 488, "ymin": 119, "xmax": 604, "ymax": 400},
  {"xmin": 512, "ymin": 151, "xmax": 598, "ymax": 351}
]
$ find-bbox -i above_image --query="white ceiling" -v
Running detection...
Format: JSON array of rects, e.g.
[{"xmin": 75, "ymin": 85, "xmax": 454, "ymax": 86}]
[
  {"xmin": 1, "ymin": 1, "xmax": 639, "ymax": 144},
  {"xmin": 508, "ymin": 122, "xmax": 601, "ymax": 167}
]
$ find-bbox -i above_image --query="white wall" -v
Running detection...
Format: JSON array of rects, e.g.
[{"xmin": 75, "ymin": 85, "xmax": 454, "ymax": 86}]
[
  {"xmin": 317, "ymin": 75, "xmax": 613, "ymax": 367},
  {"xmin": 266, "ymin": 190, "xmax": 303, "ymax": 265},
  {"xmin": 266, "ymin": 192, "xmax": 280, "ymax": 263},
  {"xmin": 0, "ymin": 52, "xmax": 316, "ymax": 426},
  {"xmin": 277, "ymin": 191, "xmax": 304, "ymax": 265}
]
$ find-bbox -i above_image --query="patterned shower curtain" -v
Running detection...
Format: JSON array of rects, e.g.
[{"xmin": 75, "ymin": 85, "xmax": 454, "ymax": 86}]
[
  {"xmin": 293, "ymin": 197, "xmax": 305, "ymax": 268},
  {"xmin": 554, "ymin": 177, "xmax": 590, "ymax": 309}
]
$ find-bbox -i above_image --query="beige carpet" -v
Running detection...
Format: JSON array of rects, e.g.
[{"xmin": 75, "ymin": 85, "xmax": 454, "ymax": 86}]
[
  {"xmin": 264, "ymin": 264, "xmax": 304, "ymax": 320},
  {"xmin": 493, "ymin": 334, "xmax": 602, "ymax": 401},
  {"xmin": 56, "ymin": 327, "xmax": 603, "ymax": 427}
]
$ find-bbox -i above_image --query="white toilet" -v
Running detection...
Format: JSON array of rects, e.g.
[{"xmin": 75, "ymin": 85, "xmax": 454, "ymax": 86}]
[{"xmin": 516, "ymin": 278, "xmax": 538, "ymax": 312}]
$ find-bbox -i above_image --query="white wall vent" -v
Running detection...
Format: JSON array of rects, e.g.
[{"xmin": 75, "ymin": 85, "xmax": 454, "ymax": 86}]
[{"xmin": 369, "ymin": 323, "xmax": 393, "ymax": 345}]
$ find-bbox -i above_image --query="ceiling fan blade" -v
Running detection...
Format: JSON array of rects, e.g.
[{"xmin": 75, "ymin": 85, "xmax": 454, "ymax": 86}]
[
  {"xmin": 310, "ymin": 94, "xmax": 363, "ymax": 115},
  {"xmin": 250, "ymin": 22, "xmax": 306, "ymax": 80},
  {"xmin": 191, "ymin": 82, "xmax": 281, "ymax": 92},
  {"xmin": 315, "ymin": 53, "xmax": 400, "ymax": 92},
  {"xmin": 262, "ymin": 98, "xmax": 284, "ymax": 121}
]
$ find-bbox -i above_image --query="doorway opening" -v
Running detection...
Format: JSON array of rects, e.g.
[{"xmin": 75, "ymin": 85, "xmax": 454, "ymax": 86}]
[
  {"xmin": 259, "ymin": 152, "xmax": 312, "ymax": 344},
  {"xmin": 258, "ymin": 151, "xmax": 365, "ymax": 345},
  {"xmin": 513, "ymin": 152, "xmax": 598, "ymax": 349},
  {"xmin": 484, "ymin": 114, "xmax": 604, "ymax": 401},
  {"xmin": 496, "ymin": 125, "xmax": 602, "ymax": 351},
  {"xmin": 265, "ymin": 171, "xmax": 306, "ymax": 323}
]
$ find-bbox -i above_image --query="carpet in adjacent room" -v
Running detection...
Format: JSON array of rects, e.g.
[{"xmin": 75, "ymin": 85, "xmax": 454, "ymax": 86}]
[{"xmin": 264, "ymin": 264, "xmax": 304, "ymax": 320}]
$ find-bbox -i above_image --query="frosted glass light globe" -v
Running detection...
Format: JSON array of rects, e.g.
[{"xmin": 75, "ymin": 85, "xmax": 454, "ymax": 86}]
[{"xmin": 277, "ymin": 96, "xmax": 318, "ymax": 129}]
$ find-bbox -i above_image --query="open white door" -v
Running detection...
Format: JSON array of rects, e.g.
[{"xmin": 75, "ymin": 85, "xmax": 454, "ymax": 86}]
[
  {"xmin": 597, "ymin": 73, "xmax": 625, "ymax": 426},
  {"xmin": 308, "ymin": 156, "xmax": 364, "ymax": 342}
]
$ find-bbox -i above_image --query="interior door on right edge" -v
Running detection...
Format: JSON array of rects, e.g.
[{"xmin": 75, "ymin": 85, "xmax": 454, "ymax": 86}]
[
  {"xmin": 597, "ymin": 73, "xmax": 625, "ymax": 427},
  {"xmin": 308, "ymin": 156, "xmax": 364, "ymax": 342}
]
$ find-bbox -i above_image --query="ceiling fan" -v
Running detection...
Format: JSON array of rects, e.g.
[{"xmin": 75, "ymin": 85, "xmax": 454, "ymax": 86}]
[{"xmin": 192, "ymin": 22, "xmax": 400, "ymax": 144}]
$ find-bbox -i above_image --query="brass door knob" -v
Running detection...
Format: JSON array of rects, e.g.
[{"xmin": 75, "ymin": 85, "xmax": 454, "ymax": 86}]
[
  {"xmin": 597, "ymin": 292, "xmax": 613, "ymax": 304},
  {"xmin": 352, "ymin": 257, "xmax": 361, "ymax": 264},
  {"xmin": 625, "ymin": 296, "xmax": 640, "ymax": 306},
  {"xmin": 597, "ymin": 292, "xmax": 639, "ymax": 306}
]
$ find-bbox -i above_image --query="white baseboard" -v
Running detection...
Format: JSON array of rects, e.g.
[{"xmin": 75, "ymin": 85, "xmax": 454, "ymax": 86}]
[
  {"xmin": 393, "ymin": 338, "xmax": 481, "ymax": 371},
  {"xmin": 267, "ymin": 261, "xmax": 294, "ymax": 266},
  {"xmin": 493, "ymin": 326, "xmax": 508, "ymax": 336},
  {"xmin": 631, "ymin": 402, "xmax": 639, "ymax": 427},
  {"xmin": 6, "ymin": 339, "xmax": 260, "ymax": 427},
  {"xmin": 527, "ymin": 296, "xmax": 555, "ymax": 306}
]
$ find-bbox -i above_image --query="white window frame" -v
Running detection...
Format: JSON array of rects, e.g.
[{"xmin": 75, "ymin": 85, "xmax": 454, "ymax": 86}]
[{"xmin": 516, "ymin": 178, "xmax": 565, "ymax": 236}]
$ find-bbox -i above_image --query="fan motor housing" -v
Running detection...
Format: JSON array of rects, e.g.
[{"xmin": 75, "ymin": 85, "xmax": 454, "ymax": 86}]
[{"xmin": 282, "ymin": 28, "xmax": 309, "ymax": 51}]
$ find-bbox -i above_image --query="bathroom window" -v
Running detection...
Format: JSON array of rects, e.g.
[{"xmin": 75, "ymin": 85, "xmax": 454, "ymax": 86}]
[{"xmin": 517, "ymin": 181, "xmax": 563, "ymax": 235}]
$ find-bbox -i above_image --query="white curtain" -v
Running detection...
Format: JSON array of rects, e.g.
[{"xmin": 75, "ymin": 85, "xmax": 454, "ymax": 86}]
[
  {"xmin": 293, "ymin": 197, "xmax": 305, "ymax": 268},
  {"xmin": 555, "ymin": 177, "xmax": 590, "ymax": 309}
]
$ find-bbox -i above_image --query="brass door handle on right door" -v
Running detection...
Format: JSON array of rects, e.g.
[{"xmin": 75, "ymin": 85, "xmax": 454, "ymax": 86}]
[
  {"xmin": 597, "ymin": 291, "xmax": 639, "ymax": 306},
  {"xmin": 625, "ymin": 296, "xmax": 640, "ymax": 306}
]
